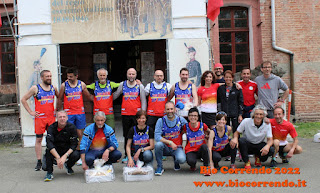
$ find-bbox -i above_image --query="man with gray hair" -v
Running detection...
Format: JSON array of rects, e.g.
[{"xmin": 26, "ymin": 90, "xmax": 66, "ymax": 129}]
[
  {"xmin": 43, "ymin": 110, "xmax": 80, "ymax": 181},
  {"xmin": 230, "ymin": 105, "xmax": 275, "ymax": 169},
  {"xmin": 80, "ymin": 111, "xmax": 121, "ymax": 170},
  {"xmin": 87, "ymin": 68, "xmax": 120, "ymax": 129},
  {"xmin": 113, "ymin": 68, "xmax": 147, "ymax": 163}
]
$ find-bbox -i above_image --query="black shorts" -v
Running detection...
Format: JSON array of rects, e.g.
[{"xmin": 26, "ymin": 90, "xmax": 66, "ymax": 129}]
[{"xmin": 201, "ymin": 112, "xmax": 216, "ymax": 127}]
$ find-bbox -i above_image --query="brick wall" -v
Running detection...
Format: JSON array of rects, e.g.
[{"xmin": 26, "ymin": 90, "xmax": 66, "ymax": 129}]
[
  {"xmin": 210, "ymin": 0, "xmax": 320, "ymax": 121},
  {"xmin": 260, "ymin": 0, "xmax": 320, "ymax": 121}
]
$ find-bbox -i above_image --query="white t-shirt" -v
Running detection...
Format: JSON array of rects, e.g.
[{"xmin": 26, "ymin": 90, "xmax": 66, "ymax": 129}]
[
  {"xmin": 144, "ymin": 81, "xmax": 172, "ymax": 96},
  {"xmin": 237, "ymin": 118, "xmax": 272, "ymax": 144}
]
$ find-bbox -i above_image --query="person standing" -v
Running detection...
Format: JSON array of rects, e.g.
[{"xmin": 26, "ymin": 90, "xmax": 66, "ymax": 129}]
[
  {"xmin": 213, "ymin": 63, "xmax": 225, "ymax": 83},
  {"xmin": 43, "ymin": 110, "xmax": 80, "ymax": 181},
  {"xmin": 57, "ymin": 68, "xmax": 92, "ymax": 165},
  {"xmin": 168, "ymin": 67, "xmax": 198, "ymax": 118},
  {"xmin": 21, "ymin": 70, "xmax": 59, "ymax": 171},
  {"xmin": 113, "ymin": 68, "xmax": 147, "ymax": 163},
  {"xmin": 255, "ymin": 61, "xmax": 289, "ymax": 118},
  {"xmin": 87, "ymin": 68, "xmax": 120, "ymax": 129},
  {"xmin": 217, "ymin": 70, "xmax": 244, "ymax": 132},
  {"xmin": 144, "ymin": 70, "xmax": 171, "ymax": 129},
  {"xmin": 238, "ymin": 67, "xmax": 258, "ymax": 118},
  {"xmin": 197, "ymin": 70, "xmax": 224, "ymax": 129}
]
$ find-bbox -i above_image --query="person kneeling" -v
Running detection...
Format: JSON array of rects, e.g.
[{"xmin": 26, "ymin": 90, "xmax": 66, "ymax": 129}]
[
  {"xmin": 230, "ymin": 105, "xmax": 275, "ymax": 169},
  {"xmin": 126, "ymin": 110, "xmax": 154, "ymax": 167},
  {"xmin": 80, "ymin": 111, "xmax": 122, "ymax": 170},
  {"xmin": 44, "ymin": 110, "xmax": 80, "ymax": 182},
  {"xmin": 208, "ymin": 112, "xmax": 237, "ymax": 170},
  {"xmin": 270, "ymin": 107, "xmax": 302, "ymax": 168},
  {"xmin": 183, "ymin": 107, "xmax": 213, "ymax": 176}
]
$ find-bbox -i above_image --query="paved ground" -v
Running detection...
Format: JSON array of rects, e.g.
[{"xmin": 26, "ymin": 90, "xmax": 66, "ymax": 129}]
[{"xmin": 0, "ymin": 137, "xmax": 319, "ymax": 193}]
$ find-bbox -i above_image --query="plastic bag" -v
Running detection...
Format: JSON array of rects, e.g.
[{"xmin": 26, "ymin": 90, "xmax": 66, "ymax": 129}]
[{"xmin": 85, "ymin": 159, "xmax": 115, "ymax": 183}]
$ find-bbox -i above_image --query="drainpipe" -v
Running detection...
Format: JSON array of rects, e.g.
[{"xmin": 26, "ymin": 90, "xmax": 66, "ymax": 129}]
[{"xmin": 271, "ymin": 0, "xmax": 295, "ymax": 116}]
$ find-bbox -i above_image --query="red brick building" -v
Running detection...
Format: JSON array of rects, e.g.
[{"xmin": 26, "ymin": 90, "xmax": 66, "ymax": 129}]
[{"xmin": 210, "ymin": 0, "xmax": 320, "ymax": 121}]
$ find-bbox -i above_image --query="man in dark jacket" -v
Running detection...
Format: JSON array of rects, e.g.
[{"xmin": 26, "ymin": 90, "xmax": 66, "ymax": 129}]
[
  {"xmin": 44, "ymin": 110, "xmax": 80, "ymax": 182},
  {"xmin": 217, "ymin": 70, "xmax": 244, "ymax": 133}
]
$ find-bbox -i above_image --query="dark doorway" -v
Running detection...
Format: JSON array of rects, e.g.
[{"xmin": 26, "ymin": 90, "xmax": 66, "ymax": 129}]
[{"xmin": 59, "ymin": 40, "xmax": 167, "ymax": 123}]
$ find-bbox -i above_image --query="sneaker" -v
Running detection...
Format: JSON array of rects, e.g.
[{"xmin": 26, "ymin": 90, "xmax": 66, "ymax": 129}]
[
  {"xmin": 174, "ymin": 162, "xmax": 181, "ymax": 171},
  {"xmin": 204, "ymin": 171, "xmax": 211, "ymax": 176},
  {"xmin": 64, "ymin": 163, "xmax": 74, "ymax": 175},
  {"xmin": 230, "ymin": 164, "xmax": 236, "ymax": 169},
  {"xmin": 155, "ymin": 167, "xmax": 164, "ymax": 176},
  {"xmin": 244, "ymin": 161, "xmax": 251, "ymax": 169},
  {"xmin": 254, "ymin": 156, "xmax": 262, "ymax": 167},
  {"xmin": 44, "ymin": 173, "xmax": 53, "ymax": 182},
  {"xmin": 282, "ymin": 157, "xmax": 289, "ymax": 163},
  {"xmin": 122, "ymin": 156, "xmax": 128, "ymax": 164},
  {"xmin": 35, "ymin": 161, "xmax": 42, "ymax": 171},
  {"xmin": 190, "ymin": 166, "xmax": 196, "ymax": 171},
  {"xmin": 76, "ymin": 159, "xmax": 82, "ymax": 166},
  {"xmin": 270, "ymin": 159, "xmax": 277, "ymax": 169},
  {"xmin": 162, "ymin": 156, "xmax": 167, "ymax": 161},
  {"xmin": 224, "ymin": 156, "xmax": 231, "ymax": 161}
]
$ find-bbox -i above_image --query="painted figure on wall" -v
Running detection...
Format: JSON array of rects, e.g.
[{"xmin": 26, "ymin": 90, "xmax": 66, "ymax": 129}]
[{"xmin": 185, "ymin": 43, "xmax": 201, "ymax": 87}]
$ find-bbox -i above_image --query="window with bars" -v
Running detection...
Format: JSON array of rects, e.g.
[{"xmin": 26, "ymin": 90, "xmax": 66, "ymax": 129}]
[
  {"xmin": 0, "ymin": 16, "xmax": 15, "ymax": 84},
  {"xmin": 218, "ymin": 7, "xmax": 249, "ymax": 73}
]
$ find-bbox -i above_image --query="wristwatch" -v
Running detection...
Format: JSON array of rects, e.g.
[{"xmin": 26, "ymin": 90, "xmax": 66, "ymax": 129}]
[{"xmin": 141, "ymin": 148, "xmax": 145, "ymax": 153}]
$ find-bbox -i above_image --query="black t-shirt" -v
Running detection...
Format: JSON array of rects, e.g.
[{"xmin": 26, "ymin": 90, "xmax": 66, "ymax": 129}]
[{"xmin": 127, "ymin": 126, "xmax": 154, "ymax": 139}]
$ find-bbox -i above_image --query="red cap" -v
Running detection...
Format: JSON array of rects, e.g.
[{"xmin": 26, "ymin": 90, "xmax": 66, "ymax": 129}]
[{"xmin": 214, "ymin": 63, "xmax": 224, "ymax": 69}]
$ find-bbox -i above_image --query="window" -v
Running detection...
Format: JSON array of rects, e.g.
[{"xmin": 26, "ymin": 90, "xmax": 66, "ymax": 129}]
[
  {"xmin": 219, "ymin": 7, "xmax": 249, "ymax": 73},
  {"xmin": 0, "ymin": 16, "xmax": 15, "ymax": 84}
]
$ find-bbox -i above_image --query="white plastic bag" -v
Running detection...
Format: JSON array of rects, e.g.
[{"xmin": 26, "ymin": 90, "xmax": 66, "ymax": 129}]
[
  {"xmin": 314, "ymin": 133, "xmax": 320, "ymax": 143},
  {"xmin": 85, "ymin": 159, "xmax": 115, "ymax": 183},
  {"xmin": 123, "ymin": 160, "xmax": 154, "ymax": 182}
]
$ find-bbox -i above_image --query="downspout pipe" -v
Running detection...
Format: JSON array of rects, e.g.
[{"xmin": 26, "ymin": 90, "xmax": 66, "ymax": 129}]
[{"xmin": 271, "ymin": 0, "xmax": 295, "ymax": 116}]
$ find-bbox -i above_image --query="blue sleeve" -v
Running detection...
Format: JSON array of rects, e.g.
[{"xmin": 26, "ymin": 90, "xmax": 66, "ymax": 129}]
[
  {"xmin": 106, "ymin": 125, "xmax": 119, "ymax": 149},
  {"xmin": 80, "ymin": 127, "xmax": 91, "ymax": 154},
  {"xmin": 155, "ymin": 118, "xmax": 163, "ymax": 142},
  {"xmin": 180, "ymin": 116, "xmax": 188, "ymax": 126}
]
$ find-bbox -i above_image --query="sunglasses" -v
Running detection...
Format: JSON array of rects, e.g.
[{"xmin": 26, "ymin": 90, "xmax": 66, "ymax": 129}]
[{"xmin": 217, "ymin": 111, "xmax": 227, "ymax": 116}]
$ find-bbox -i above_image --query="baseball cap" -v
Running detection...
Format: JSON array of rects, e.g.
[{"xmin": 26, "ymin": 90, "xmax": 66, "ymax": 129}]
[{"xmin": 214, "ymin": 63, "xmax": 224, "ymax": 69}]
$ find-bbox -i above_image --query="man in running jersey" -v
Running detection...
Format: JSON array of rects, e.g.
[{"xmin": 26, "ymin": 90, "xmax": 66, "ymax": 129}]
[
  {"xmin": 87, "ymin": 68, "xmax": 120, "ymax": 129},
  {"xmin": 238, "ymin": 67, "xmax": 258, "ymax": 118},
  {"xmin": 57, "ymin": 68, "xmax": 92, "ymax": 143},
  {"xmin": 57, "ymin": 68, "xmax": 92, "ymax": 165},
  {"xmin": 154, "ymin": 101, "xmax": 188, "ymax": 175},
  {"xmin": 168, "ymin": 67, "xmax": 198, "ymax": 117},
  {"xmin": 113, "ymin": 68, "xmax": 147, "ymax": 163},
  {"xmin": 21, "ymin": 70, "xmax": 59, "ymax": 171},
  {"xmin": 270, "ymin": 107, "xmax": 302, "ymax": 168},
  {"xmin": 144, "ymin": 70, "xmax": 171, "ymax": 129}
]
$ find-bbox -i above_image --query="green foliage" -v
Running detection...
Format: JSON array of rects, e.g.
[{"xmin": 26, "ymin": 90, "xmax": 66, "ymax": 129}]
[{"xmin": 294, "ymin": 122, "xmax": 320, "ymax": 138}]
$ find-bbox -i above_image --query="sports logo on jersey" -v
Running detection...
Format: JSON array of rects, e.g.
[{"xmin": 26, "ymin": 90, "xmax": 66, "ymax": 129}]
[
  {"xmin": 261, "ymin": 83, "xmax": 271, "ymax": 89},
  {"xmin": 249, "ymin": 86, "xmax": 253, "ymax": 90}
]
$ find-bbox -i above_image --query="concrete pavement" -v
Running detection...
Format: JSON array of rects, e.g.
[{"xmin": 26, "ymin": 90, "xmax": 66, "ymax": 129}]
[{"xmin": 0, "ymin": 137, "xmax": 319, "ymax": 193}]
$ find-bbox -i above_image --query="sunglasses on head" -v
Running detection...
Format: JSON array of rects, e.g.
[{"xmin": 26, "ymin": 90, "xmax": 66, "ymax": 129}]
[{"xmin": 217, "ymin": 111, "xmax": 227, "ymax": 116}]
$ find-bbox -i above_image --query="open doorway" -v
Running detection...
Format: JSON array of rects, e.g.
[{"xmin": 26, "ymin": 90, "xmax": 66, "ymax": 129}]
[{"xmin": 59, "ymin": 40, "xmax": 167, "ymax": 123}]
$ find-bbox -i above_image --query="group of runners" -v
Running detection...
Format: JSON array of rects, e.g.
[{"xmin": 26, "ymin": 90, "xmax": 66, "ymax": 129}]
[{"xmin": 21, "ymin": 61, "xmax": 302, "ymax": 181}]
